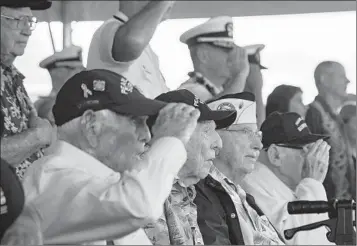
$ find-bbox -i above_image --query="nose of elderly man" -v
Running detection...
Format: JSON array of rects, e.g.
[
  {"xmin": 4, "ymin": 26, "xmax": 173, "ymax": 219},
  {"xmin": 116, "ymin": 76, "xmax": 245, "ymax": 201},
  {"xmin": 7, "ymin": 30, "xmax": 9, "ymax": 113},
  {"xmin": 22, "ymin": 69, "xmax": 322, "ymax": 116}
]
[
  {"xmin": 251, "ymin": 134, "xmax": 263, "ymax": 152},
  {"xmin": 138, "ymin": 123, "xmax": 152, "ymax": 144},
  {"xmin": 212, "ymin": 130, "xmax": 223, "ymax": 154}
]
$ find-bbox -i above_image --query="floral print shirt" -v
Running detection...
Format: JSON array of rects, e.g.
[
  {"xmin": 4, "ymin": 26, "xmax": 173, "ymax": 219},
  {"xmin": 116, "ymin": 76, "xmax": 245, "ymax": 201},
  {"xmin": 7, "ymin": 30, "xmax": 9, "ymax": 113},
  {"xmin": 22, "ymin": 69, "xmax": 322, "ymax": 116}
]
[
  {"xmin": 144, "ymin": 181, "xmax": 204, "ymax": 245},
  {"xmin": 1, "ymin": 63, "xmax": 43, "ymax": 179}
]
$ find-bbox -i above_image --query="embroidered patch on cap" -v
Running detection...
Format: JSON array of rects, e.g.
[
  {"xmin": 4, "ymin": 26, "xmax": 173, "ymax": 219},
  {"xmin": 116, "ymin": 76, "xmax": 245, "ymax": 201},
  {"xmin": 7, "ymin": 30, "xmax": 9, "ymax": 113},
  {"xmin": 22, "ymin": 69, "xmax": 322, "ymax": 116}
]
[
  {"xmin": 93, "ymin": 80, "xmax": 105, "ymax": 91},
  {"xmin": 226, "ymin": 22, "xmax": 234, "ymax": 37},
  {"xmin": 81, "ymin": 84, "xmax": 93, "ymax": 98},
  {"xmin": 217, "ymin": 102, "xmax": 235, "ymax": 111},
  {"xmin": 193, "ymin": 95, "xmax": 203, "ymax": 107},
  {"xmin": 120, "ymin": 77, "xmax": 133, "ymax": 95}
]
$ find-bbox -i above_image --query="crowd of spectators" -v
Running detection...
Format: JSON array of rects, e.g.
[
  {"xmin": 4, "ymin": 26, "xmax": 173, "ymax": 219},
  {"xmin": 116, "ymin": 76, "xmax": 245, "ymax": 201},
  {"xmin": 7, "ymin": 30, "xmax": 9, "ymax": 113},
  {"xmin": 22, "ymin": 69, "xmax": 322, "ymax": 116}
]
[{"xmin": 1, "ymin": 1, "xmax": 355, "ymax": 245}]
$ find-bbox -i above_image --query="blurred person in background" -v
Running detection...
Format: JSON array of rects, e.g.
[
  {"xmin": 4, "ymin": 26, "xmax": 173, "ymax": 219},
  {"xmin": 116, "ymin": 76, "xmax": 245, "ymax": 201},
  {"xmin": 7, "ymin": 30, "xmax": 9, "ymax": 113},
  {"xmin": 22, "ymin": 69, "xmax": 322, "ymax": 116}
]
[
  {"xmin": 194, "ymin": 92, "xmax": 284, "ymax": 245},
  {"xmin": 242, "ymin": 112, "xmax": 333, "ymax": 245},
  {"xmin": 35, "ymin": 45, "xmax": 85, "ymax": 124},
  {"xmin": 144, "ymin": 89, "xmax": 236, "ymax": 245},
  {"xmin": 339, "ymin": 100, "xmax": 356, "ymax": 200},
  {"xmin": 266, "ymin": 85, "xmax": 307, "ymax": 118},
  {"xmin": 1, "ymin": 70, "xmax": 200, "ymax": 245},
  {"xmin": 179, "ymin": 16, "xmax": 250, "ymax": 102},
  {"xmin": 305, "ymin": 61, "xmax": 353, "ymax": 200},
  {"xmin": 0, "ymin": 0, "xmax": 56, "ymax": 179},
  {"xmin": 87, "ymin": 1, "xmax": 175, "ymax": 99},
  {"xmin": 244, "ymin": 48, "xmax": 267, "ymax": 127}
]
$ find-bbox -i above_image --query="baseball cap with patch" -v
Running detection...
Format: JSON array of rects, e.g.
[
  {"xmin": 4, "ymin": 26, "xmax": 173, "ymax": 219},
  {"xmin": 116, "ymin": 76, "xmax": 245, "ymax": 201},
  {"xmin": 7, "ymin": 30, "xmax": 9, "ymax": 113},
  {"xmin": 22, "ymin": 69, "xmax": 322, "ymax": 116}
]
[
  {"xmin": 208, "ymin": 92, "xmax": 257, "ymax": 130},
  {"xmin": 261, "ymin": 112, "xmax": 329, "ymax": 149},
  {"xmin": 53, "ymin": 69, "xmax": 167, "ymax": 126},
  {"xmin": 152, "ymin": 89, "xmax": 237, "ymax": 129}
]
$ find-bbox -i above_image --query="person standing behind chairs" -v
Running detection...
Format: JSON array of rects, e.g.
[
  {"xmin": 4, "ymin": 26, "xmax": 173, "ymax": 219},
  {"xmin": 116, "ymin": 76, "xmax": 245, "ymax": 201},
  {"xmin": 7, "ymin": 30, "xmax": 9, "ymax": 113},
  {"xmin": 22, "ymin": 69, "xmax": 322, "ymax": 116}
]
[
  {"xmin": 87, "ymin": 1, "xmax": 175, "ymax": 99},
  {"xmin": 305, "ymin": 61, "xmax": 353, "ymax": 200},
  {"xmin": 0, "ymin": 0, "xmax": 57, "ymax": 179},
  {"xmin": 179, "ymin": 16, "xmax": 252, "ymax": 102},
  {"xmin": 266, "ymin": 85, "xmax": 307, "ymax": 118},
  {"xmin": 35, "ymin": 45, "xmax": 85, "ymax": 124}
]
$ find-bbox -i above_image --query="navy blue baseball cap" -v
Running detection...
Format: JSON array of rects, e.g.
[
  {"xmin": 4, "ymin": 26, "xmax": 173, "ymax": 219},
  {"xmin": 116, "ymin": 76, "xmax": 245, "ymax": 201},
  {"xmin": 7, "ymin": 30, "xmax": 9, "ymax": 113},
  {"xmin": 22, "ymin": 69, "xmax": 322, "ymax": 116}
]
[
  {"xmin": 261, "ymin": 112, "xmax": 329, "ymax": 148},
  {"xmin": 53, "ymin": 69, "xmax": 167, "ymax": 126},
  {"xmin": 151, "ymin": 89, "xmax": 237, "ymax": 129}
]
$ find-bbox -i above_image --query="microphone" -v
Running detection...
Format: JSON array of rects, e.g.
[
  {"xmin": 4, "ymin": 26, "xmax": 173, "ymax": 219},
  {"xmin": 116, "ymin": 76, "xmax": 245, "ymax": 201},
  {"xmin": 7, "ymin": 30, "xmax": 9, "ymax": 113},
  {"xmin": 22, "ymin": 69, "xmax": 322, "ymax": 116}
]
[{"xmin": 287, "ymin": 200, "xmax": 335, "ymax": 214}]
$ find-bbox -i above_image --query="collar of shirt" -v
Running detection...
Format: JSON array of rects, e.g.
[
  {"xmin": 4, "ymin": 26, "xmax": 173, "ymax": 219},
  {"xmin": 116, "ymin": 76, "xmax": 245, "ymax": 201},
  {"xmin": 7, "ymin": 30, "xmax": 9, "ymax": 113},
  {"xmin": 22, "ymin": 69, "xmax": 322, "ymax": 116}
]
[
  {"xmin": 209, "ymin": 165, "xmax": 246, "ymax": 201},
  {"xmin": 188, "ymin": 71, "xmax": 224, "ymax": 97},
  {"xmin": 113, "ymin": 11, "xmax": 129, "ymax": 23},
  {"xmin": 245, "ymin": 162, "xmax": 297, "ymax": 201},
  {"xmin": 49, "ymin": 140, "xmax": 121, "ymax": 179},
  {"xmin": 1, "ymin": 62, "xmax": 25, "ymax": 81}
]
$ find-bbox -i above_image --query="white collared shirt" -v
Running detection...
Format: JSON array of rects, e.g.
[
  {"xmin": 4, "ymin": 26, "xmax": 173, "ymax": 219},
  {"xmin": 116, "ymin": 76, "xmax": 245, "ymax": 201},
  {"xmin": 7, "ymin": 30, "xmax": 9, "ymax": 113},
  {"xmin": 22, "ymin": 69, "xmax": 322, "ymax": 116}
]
[
  {"xmin": 242, "ymin": 162, "xmax": 334, "ymax": 245},
  {"xmin": 2, "ymin": 137, "xmax": 187, "ymax": 245},
  {"xmin": 87, "ymin": 11, "xmax": 169, "ymax": 99}
]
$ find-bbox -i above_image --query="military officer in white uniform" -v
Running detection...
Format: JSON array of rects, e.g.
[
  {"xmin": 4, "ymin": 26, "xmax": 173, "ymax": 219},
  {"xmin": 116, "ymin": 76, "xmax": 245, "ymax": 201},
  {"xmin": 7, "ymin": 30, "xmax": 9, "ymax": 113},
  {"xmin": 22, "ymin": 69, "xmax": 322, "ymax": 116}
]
[{"xmin": 179, "ymin": 16, "xmax": 266, "ymax": 102}]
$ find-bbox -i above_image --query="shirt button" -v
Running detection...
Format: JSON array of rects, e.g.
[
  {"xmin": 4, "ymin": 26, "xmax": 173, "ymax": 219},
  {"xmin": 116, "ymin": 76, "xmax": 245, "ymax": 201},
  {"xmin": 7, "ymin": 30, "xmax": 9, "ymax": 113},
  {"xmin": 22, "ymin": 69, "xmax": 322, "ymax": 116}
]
[{"xmin": 230, "ymin": 213, "xmax": 236, "ymax": 219}]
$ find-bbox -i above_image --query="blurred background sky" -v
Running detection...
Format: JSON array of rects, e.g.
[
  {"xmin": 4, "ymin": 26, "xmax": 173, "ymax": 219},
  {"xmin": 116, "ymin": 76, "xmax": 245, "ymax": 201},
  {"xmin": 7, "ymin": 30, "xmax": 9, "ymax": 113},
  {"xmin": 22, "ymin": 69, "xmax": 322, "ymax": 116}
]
[{"xmin": 14, "ymin": 11, "xmax": 356, "ymax": 103}]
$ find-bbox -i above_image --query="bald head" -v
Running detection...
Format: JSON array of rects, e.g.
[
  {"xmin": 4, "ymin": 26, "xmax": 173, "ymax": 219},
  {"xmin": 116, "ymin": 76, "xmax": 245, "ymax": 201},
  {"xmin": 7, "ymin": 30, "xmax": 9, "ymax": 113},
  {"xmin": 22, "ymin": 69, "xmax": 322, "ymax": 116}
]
[
  {"xmin": 314, "ymin": 61, "xmax": 343, "ymax": 82},
  {"xmin": 314, "ymin": 61, "xmax": 349, "ymax": 98}
]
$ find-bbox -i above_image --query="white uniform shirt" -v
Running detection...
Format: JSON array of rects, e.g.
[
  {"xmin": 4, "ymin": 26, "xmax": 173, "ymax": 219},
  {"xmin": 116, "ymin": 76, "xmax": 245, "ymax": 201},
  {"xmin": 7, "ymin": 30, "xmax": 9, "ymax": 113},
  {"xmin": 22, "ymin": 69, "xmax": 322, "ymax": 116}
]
[
  {"xmin": 2, "ymin": 138, "xmax": 187, "ymax": 245},
  {"xmin": 87, "ymin": 11, "xmax": 169, "ymax": 99},
  {"xmin": 242, "ymin": 162, "xmax": 334, "ymax": 245}
]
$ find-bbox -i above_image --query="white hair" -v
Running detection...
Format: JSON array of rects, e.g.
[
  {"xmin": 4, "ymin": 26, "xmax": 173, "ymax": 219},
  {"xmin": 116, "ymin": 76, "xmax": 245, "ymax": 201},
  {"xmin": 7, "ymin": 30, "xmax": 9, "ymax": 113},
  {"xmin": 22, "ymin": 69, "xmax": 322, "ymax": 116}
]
[{"xmin": 58, "ymin": 109, "xmax": 115, "ymax": 145}]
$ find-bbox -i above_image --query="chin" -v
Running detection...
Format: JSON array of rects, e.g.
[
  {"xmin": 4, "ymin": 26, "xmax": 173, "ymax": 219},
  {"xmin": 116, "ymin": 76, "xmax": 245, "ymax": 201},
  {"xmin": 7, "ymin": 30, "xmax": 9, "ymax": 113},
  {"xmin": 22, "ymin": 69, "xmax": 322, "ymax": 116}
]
[{"xmin": 244, "ymin": 159, "xmax": 256, "ymax": 173}]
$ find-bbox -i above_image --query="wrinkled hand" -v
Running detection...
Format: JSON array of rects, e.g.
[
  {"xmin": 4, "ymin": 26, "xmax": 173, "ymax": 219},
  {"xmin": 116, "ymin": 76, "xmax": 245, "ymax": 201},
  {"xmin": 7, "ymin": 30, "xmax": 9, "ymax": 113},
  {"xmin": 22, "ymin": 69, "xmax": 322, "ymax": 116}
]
[
  {"xmin": 301, "ymin": 139, "xmax": 331, "ymax": 182},
  {"xmin": 151, "ymin": 103, "xmax": 200, "ymax": 145},
  {"xmin": 227, "ymin": 45, "xmax": 250, "ymax": 79},
  {"xmin": 28, "ymin": 108, "xmax": 57, "ymax": 148}
]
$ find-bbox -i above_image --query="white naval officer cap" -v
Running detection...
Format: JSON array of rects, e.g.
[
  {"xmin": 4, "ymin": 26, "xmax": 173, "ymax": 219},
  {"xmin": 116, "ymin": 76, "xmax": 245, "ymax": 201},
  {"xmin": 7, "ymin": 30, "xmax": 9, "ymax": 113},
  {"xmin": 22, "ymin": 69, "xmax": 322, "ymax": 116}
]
[
  {"xmin": 39, "ymin": 45, "xmax": 83, "ymax": 69},
  {"xmin": 180, "ymin": 16, "xmax": 235, "ymax": 48},
  {"xmin": 208, "ymin": 92, "xmax": 257, "ymax": 129},
  {"xmin": 180, "ymin": 16, "xmax": 265, "ymax": 56}
]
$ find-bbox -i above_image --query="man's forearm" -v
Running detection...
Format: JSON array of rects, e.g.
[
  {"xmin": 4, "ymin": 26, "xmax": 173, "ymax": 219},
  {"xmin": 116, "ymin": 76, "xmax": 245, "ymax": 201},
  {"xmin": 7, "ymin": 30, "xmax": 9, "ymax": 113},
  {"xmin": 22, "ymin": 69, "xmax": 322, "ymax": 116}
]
[
  {"xmin": 1, "ymin": 129, "xmax": 43, "ymax": 166},
  {"xmin": 211, "ymin": 74, "xmax": 247, "ymax": 100},
  {"xmin": 113, "ymin": 1, "xmax": 173, "ymax": 62}
]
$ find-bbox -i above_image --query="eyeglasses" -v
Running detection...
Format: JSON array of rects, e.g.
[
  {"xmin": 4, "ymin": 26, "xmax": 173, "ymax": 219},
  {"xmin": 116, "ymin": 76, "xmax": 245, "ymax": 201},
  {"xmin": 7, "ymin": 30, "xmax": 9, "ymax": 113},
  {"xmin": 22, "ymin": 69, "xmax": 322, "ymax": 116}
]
[
  {"xmin": 227, "ymin": 128, "xmax": 263, "ymax": 141},
  {"xmin": 1, "ymin": 14, "xmax": 38, "ymax": 31}
]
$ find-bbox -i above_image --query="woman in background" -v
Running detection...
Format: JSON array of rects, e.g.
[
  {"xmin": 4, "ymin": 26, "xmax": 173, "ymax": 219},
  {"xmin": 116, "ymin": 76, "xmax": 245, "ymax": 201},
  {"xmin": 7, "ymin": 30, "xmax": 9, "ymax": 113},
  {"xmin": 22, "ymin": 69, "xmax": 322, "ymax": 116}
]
[{"xmin": 266, "ymin": 84, "xmax": 307, "ymax": 118}]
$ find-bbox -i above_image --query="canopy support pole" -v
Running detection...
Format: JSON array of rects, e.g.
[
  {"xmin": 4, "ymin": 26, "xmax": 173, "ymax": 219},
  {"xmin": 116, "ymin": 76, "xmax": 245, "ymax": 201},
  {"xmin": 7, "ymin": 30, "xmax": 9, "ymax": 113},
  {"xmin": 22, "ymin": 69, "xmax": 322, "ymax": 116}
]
[{"xmin": 61, "ymin": 1, "xmax": 73, "ymax": 49}]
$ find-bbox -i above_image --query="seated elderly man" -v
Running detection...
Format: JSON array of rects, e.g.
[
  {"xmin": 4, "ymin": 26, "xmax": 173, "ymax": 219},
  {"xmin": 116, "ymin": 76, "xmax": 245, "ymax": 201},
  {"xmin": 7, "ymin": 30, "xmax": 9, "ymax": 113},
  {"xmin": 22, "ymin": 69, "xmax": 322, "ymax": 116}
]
[
  {"xmin": 194, "ymin": 92, "xmax": 284, "ymax": 245},
  {"xmin": 144, "ymin": 90, "xmax": 237, "ymax": 245},
  {"xmin": 242, "ymin": 112, "xmax": 333, "ymax": 245},
  {"xmin": 1, "ymin": 69, "xmax": 201, "ymax": 245}
]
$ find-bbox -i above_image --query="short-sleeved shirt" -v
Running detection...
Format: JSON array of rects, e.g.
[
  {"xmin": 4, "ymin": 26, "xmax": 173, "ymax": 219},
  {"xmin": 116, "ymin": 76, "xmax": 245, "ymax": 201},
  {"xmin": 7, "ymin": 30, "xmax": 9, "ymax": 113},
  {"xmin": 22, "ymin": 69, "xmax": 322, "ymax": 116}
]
[
  {"xmin": 87, "ymin": 11, "xmax": 169, "ymax": 99},
  {"xmin": 0, "ymin": 63, "xmax": 43, "ymax": 179},
  {"xmin": 144, "ymin": 181, "xmax": 204, "ymax": 245},
  {"xmin": 179, "ymin": 72, "xmax": 224, "ymax": 102}
]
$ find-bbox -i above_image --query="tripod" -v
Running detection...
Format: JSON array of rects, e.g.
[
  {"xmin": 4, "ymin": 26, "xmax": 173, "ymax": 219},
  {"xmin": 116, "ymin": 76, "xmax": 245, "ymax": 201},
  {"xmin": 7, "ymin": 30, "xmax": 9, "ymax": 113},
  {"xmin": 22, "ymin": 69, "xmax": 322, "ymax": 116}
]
[{"xmin": 284, "ymin": 200, "xmax": 356, "ymax": 245}]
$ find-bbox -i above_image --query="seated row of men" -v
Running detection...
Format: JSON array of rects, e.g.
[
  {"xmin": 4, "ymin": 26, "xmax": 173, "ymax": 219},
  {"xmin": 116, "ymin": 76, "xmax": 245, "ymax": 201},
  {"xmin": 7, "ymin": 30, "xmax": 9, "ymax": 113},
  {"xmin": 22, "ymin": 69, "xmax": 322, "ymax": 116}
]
[{"xmin": 2, "ymin": 68, "xmax": 333, "ymax": 245}]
